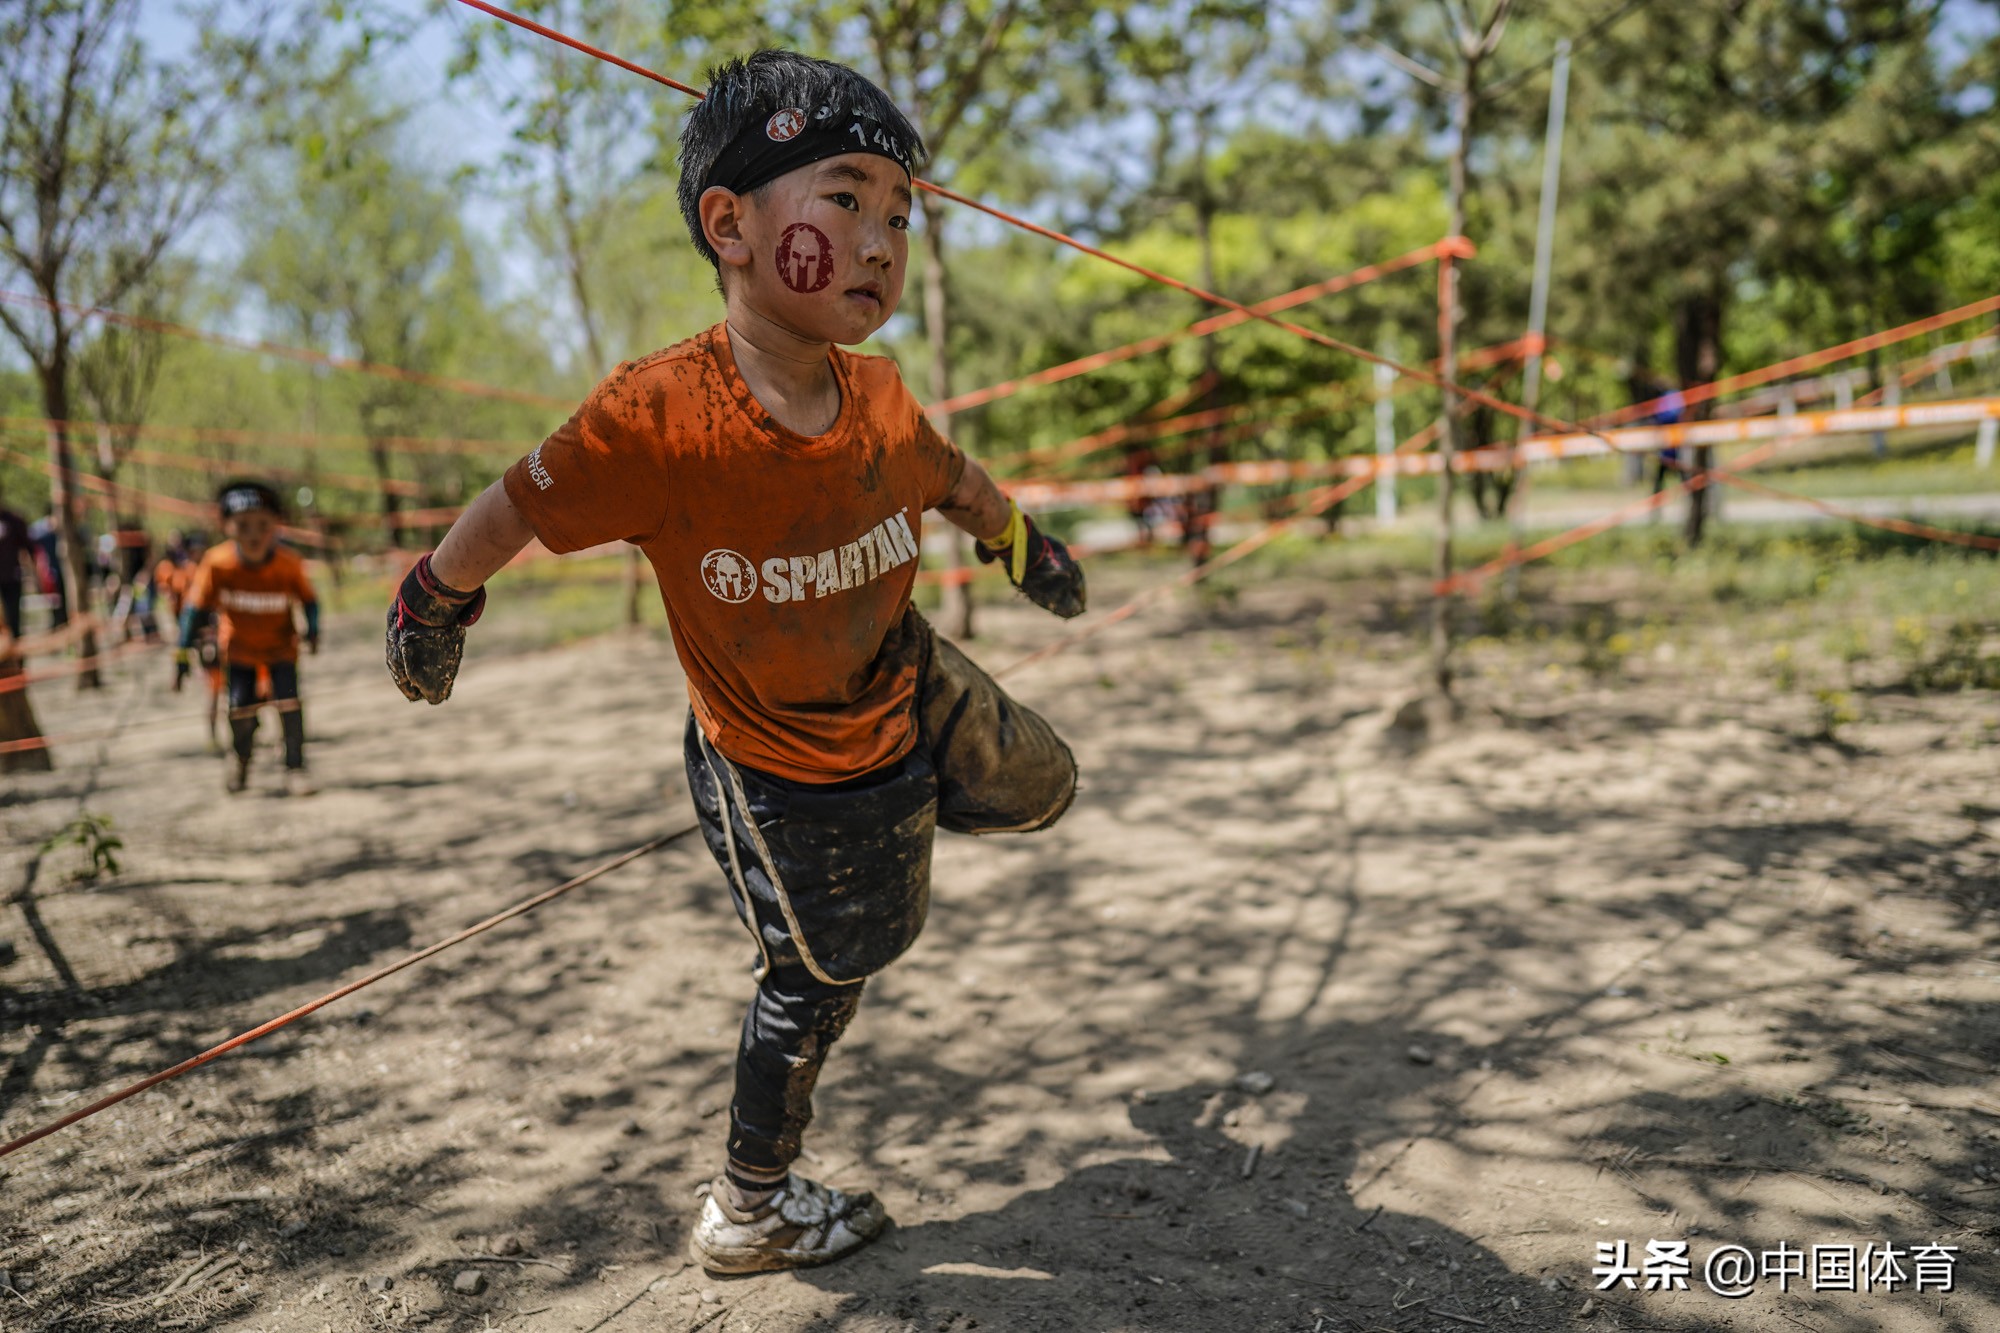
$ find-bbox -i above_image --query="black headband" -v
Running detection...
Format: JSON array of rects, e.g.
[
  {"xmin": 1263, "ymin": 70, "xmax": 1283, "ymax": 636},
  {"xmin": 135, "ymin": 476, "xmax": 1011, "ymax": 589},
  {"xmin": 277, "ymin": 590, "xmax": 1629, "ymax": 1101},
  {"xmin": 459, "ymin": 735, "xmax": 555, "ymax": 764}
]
[
  {"xmin": 220, "ymin": 484, "xmax": 279, "ymax": 517},
  {"xmin": 704, "ymin": 103, "xmax": 915, "ymax": 197}
]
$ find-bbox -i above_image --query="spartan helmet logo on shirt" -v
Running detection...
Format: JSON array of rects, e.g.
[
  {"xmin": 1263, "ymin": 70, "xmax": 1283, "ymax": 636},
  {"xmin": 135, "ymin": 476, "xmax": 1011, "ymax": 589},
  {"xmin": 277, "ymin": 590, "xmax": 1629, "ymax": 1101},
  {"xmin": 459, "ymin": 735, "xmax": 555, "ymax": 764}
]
[
  {"xmin": 700, "ymin": 548, "xmax": 759, "ymax": 603},
  {"xmin": 776, "ymin": 222, "xmax": 833, "ymax": 294}
]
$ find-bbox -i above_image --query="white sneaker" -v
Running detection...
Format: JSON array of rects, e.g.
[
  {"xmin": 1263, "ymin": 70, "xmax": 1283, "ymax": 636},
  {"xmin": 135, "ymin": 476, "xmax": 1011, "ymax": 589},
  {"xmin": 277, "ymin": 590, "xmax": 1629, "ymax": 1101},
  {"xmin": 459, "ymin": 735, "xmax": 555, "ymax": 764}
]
[
  {"xmin": 688, "ymin": 1175, "xmax": 888, "ymax": 1274},
  {"xmin": 284, "ymin": 768, "xmax": 318, "ymax": 797}
]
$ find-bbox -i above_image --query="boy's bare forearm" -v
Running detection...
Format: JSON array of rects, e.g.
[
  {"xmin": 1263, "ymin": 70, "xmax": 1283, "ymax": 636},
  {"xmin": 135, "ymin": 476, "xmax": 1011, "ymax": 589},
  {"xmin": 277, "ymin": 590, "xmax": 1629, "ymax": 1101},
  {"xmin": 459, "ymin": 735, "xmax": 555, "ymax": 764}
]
[
  {"xmin": 936, "ymin": 458, "xmax": 1013, "ymax": 544},
  {"xmin": 430, "ymin": 481, "xmax": 535, "ymax": 590}
]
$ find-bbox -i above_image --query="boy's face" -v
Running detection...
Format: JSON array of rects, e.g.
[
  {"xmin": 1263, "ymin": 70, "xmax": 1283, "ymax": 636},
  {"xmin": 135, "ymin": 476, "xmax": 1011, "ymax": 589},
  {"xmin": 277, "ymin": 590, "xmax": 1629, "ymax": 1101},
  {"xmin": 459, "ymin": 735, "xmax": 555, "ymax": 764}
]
[
  {"xmin": 226, "ymin": 510, "xmax": 276, "ymax": 561},
  {"xmin": 708, "ymin": 152, "xmax": 911, "ymax": 344}
]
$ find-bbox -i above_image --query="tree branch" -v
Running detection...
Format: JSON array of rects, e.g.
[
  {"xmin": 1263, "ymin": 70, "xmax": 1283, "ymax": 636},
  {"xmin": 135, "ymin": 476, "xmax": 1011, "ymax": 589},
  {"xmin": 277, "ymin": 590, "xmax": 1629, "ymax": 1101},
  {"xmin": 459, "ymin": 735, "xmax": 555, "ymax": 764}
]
[{"xmin": 1359, "ymin": 35, "xmax": 1450, "ymax": 90}]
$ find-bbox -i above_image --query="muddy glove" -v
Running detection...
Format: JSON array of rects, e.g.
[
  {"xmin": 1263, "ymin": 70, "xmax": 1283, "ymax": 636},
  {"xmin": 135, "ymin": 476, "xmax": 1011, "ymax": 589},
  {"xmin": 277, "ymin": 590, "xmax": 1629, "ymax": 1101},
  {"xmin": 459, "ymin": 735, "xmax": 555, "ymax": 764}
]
[
  {"xmin": 172, "ymin": 650, "xmax": 190, "ymax": 693},
  {"xmin": 385, "ymin": 553, "xmax": 485, "ymax": 704},
  {"xmin": 976, "ymin": 500, "xmax": 1086, "ymax": 619}
]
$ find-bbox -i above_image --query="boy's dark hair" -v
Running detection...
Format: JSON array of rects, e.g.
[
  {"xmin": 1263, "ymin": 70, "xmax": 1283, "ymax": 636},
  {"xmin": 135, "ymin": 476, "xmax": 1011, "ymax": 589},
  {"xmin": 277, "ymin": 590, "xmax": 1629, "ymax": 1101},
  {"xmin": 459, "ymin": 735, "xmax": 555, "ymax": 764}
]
[{"xmin": 677, "ymin": 50, "xmax": 927, "ymax": 269}]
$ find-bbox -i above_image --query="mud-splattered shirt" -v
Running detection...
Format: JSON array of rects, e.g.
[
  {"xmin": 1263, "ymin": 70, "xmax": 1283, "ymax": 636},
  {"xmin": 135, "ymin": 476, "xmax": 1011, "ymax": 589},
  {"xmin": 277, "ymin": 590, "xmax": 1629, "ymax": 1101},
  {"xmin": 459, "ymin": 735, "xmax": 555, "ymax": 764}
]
[
  {"xmin": 503, "ymin": 323, "xmax": 966, "ymax": 783},
  {"xmin": 189, "ymin": 542, "xmax": 316, "ymax": 666}
]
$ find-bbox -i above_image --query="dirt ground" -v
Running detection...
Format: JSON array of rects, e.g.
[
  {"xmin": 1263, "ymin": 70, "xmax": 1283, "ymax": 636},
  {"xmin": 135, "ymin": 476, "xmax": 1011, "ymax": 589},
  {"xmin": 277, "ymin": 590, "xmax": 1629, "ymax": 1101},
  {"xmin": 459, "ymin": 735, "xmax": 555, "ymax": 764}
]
[{"xmin": 1, "ymin": 552, "xmax": 1997, "ymax": 1333}]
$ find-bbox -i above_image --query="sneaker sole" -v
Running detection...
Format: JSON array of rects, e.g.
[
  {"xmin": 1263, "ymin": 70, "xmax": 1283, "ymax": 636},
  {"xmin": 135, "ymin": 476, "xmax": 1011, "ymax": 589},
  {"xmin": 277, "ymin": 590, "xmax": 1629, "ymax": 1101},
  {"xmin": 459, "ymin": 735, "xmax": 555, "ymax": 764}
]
[{"xmin": 689, "ymin": 1208, "xmax": 889, "ymax": 1275}]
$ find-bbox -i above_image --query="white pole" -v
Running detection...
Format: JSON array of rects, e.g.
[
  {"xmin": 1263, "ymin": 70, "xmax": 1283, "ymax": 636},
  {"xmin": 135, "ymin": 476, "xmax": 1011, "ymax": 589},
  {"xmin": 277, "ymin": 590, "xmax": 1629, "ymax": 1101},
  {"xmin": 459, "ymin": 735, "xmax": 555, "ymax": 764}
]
[
  {"xmin": 1504, "ymin": 38, "xmax": 1570, "ymax": 592},
  {"xmin": 1374, "ymin": 358, "xmax": 1397, "ymax": 522},
  {"xmin": 1977, "ymin": 416, "xmax": 1997, "ymax": 470},
  {"xmin": 1516, "ymin": 40, "xmax": 1571, "ymax": 428}
]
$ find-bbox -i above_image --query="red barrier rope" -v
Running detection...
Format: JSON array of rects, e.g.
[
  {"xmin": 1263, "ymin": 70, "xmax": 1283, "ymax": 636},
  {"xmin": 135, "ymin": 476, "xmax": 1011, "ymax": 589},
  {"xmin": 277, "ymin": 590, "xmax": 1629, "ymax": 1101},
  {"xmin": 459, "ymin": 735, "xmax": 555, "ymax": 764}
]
[
  {"xmin": 0, "ymin": 443, "xmax": 466, "ymax": 541},
  {"xmin": 0, "ymin": 447, "xmax": 1376, "ymax": 1156},
  {"xmin": 1436, "ymin": 438, "xmax": 1791, "ymax": 595},
  {"xmin": 1714, "ymin": 474, "xmax": 2000, "ymax": 552},
  {"xmin": 0, "ymin": 444, "xmax": 333, "ymax": 546},
  {"xmin": 0, "ymin": 639, "xmax": 158, "ymax": 697},
  {"xmin": 0, "ymin": 414, "xmax": 524, "ymax": 459},
  {"xmin": 995, "ymin": 473, "xmax": 1375, "ymax": 680},
  {"xmin": 444, "ymin": 1, "xmax": 1613, "ymax": 445},
  {"xmin": 992, "ymin": 340, "xmax": 1523, "ymax": 478},
  {"xmin": 931, "ymin": 241, "xmax": 1462, "ymax": 417},
  {"xmin": 0, "ymin": 292, "xmax": 572, "ymax": 411},
  {"xmin": 0, "ymin": 832, "xmax": 689, "ymax": 1158},
  {"xmin": 1594, "ymin": 295, "xmax": 2000, "ymax": 430}
]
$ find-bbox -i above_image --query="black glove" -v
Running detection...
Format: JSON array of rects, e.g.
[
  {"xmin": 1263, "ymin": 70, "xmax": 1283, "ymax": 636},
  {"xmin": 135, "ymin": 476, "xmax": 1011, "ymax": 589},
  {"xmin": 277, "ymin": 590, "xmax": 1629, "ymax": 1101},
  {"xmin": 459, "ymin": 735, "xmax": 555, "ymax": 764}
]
[
  {"xmin": 385, "ymin": 553, "xmax": 486, "ymax": 704},
  {"xmin": 172, "ymin": 650, "xmax": 190, "ymax": 694},
  {"xmin": 976, "ymin": 502, "xmax": 1086, "ymax": 619}
]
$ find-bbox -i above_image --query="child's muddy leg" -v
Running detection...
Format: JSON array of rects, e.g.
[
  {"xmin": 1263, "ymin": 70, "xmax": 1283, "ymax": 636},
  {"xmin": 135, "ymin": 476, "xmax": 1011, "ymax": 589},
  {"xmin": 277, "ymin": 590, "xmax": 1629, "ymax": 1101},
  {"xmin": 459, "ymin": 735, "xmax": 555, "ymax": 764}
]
[
  {"xmin": 225, "ymin": 663, "xmax": 260, "ymax": 760},
  {"xmin": 269, "ymin": 661, "xmax": 305, "ymax": 769},
  {"xmin": 726, "ymin": 961, "xmax": 864, "ymax": 1191}
]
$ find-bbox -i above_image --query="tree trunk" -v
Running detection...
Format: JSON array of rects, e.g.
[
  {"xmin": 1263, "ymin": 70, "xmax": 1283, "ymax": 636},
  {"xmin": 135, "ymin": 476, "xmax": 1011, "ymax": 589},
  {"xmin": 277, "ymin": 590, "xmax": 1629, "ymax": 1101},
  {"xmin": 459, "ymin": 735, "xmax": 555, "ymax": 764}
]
[
  {"xmin": 1430, "ymin": 80, "xmax": 1476, "ymax": 699},
  {"xmin": 1677, "ymin": 289, "xmax": 1723, "ymax": 546},
  {"xmin": 0, "ymin": 655, "xmax": 53, "ymax": 773},
  {"xmin": 40, "ymin": 361, "xmax": 101, "ymax": 691},
  {"xmin": 370, "ymin": 439, "xmax": 405, "ymax": 549},
  {"xmin": 1190, "ymin": 119, "xmax": 1223, "ymax": 565},
  {"xmin": 624, "ymin": 548, "xmax": 643, "ymax": 626},
  {"xmin": 920, "ymin": 194, "xmax": 974, "ymax": 639}
]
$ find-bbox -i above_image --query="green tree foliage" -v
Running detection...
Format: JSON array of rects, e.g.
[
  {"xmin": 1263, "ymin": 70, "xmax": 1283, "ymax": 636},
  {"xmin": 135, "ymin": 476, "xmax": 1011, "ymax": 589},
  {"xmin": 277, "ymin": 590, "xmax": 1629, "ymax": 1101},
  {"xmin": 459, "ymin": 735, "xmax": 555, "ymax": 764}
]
[
  {"xmin": 450, "ymin": 1, "xmax": 712, "ymax": 378},
  {"xmin": 241, "ymin": 85, "xmax": 548, "ymax": 545},
  {"xmin": 0, "ymin": 0, "xmax": 300, "ymax": 690}
]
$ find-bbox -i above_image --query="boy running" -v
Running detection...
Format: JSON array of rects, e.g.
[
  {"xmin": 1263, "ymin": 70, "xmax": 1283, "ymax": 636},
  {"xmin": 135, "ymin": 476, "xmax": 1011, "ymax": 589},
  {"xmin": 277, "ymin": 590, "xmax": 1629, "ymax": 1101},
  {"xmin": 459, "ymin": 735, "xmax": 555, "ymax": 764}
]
[
  {"xmin": 175, "ymin": 483, "xmax": 320, "ymax": 794},
  {"xmin": 385, "ymin": 51, "xmax": 1085, "ymax": 1274}
]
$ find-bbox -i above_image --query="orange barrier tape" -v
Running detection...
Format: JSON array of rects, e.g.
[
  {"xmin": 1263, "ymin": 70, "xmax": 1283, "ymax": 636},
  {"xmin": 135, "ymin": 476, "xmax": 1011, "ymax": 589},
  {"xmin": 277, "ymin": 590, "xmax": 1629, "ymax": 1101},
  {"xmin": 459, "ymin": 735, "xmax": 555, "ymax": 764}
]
[
  {"xmin": 0, "ymin": 293, "xmax": 572, "ymax": 411},
  {"xmin": 1510, "ymin": 395, "xmax": 2000, "ymax": 464}
]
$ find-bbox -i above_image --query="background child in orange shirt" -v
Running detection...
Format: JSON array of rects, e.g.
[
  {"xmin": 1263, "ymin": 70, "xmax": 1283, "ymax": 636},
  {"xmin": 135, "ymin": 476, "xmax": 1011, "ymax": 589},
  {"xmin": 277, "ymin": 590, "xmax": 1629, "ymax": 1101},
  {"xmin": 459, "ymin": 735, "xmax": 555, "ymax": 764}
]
[
  {"xmin": 384, "ymin": 51, "xmax": 1085, "ymax": 1275},
  {"xmin": 175, "ymin": 483, "xmax": 319, "ymax": 794}
]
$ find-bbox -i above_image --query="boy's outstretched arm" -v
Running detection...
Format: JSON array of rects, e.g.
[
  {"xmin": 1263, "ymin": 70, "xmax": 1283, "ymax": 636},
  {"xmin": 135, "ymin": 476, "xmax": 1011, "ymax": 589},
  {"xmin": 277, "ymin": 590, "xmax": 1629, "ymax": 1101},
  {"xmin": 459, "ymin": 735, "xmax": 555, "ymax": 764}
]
[
  {"xmin": 937, "ymin": 457, "xmax": 1086, "ymax": 620},
  {"xmin": 385, "ymin": 481, "xmax": 532, "ymax": 704}
]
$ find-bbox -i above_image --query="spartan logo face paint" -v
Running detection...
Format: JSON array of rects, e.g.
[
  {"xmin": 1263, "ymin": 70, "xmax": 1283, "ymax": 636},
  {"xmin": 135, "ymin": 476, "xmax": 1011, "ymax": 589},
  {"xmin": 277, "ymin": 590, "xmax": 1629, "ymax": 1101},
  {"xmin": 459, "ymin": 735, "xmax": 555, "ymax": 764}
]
[
  {"xmin": 765, "ymin": 108, "xmax": 807, "ymax": 142},
  {"xmin": 777, "ymin": 222, "xmax": 833, "ymax": 294},
  {"xmin": 700, "ymin": 548, "xmax": 759, "ymax": 603}
]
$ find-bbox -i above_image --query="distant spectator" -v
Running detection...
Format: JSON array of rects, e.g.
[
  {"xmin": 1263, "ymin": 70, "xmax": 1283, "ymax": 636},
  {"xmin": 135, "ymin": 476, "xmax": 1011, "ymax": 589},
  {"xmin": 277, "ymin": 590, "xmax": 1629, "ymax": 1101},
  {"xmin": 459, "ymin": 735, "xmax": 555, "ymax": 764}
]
[{"xmin": 0, "ymin": 492, "xmax": 30, "ymax": 640}]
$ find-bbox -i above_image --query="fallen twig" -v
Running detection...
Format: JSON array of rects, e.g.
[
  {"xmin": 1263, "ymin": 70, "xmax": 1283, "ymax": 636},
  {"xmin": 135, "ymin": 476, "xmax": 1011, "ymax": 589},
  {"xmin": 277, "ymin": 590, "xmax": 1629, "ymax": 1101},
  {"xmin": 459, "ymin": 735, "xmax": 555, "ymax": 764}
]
[{"xmin": 450, "ymin": 1254, "xmax": 572, "ymax": 1272}]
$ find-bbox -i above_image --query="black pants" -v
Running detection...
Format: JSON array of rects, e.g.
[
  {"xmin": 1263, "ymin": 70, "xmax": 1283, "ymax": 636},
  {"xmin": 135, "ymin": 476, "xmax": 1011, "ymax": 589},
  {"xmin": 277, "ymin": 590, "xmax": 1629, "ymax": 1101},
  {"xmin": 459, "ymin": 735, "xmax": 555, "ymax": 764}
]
[
  {"xmin": 0, "ymin": 580, "xmax": 19, "ymax": 639},
  {"xmin": 685, "ymin": 610, "xmax": 1075, "ymax": 1182},
  {"xmin": 227, "ymin": 660, "xmax": 305, "ymax": 769}
]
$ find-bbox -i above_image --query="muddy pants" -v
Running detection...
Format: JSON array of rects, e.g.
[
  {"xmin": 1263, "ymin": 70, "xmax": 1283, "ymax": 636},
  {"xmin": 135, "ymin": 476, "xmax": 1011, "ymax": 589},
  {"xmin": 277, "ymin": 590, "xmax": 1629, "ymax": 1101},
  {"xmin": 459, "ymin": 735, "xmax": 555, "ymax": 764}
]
[
  {"xmin": 227, "ymin": 660, "xmax": 305, "ymax": 769},
  {"xmin": 684, "ymin": 610, "xmax": 1075, "ymax": 1185}
]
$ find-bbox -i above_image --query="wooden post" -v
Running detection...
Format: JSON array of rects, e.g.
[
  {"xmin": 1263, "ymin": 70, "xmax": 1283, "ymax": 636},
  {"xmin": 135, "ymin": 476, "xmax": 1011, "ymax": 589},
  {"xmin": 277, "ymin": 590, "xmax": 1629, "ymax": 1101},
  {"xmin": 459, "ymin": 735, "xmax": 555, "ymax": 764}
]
[{"xmin": 1430, "ymin": 84, "xmax": 1474, "ymax": 699}]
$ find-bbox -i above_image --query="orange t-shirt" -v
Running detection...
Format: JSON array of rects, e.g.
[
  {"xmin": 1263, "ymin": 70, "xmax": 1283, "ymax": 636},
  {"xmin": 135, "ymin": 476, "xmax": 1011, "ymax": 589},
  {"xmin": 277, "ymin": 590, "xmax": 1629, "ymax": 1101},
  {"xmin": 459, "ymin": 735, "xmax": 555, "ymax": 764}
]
[
  {"xmin": 189, "ymin": 543, "xmax": 317, "ymax": 666},
  {"xmin": 502, "ymin": 323, "xmax": 966, "ymax": 783}
]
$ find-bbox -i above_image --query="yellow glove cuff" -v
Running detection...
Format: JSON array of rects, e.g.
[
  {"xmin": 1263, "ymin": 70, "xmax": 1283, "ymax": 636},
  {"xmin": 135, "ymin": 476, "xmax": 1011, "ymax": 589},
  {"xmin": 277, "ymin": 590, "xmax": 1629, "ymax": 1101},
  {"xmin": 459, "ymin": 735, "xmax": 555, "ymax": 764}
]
[{"xmin": 979, "ymin": 500, "xmax": 1029, "ymax": 583}]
